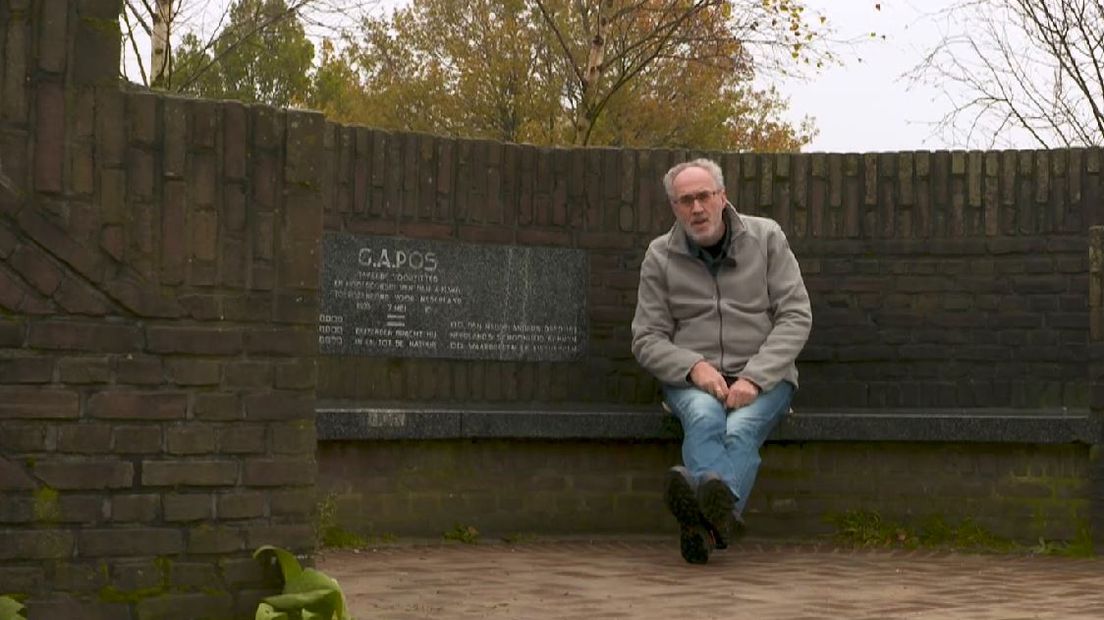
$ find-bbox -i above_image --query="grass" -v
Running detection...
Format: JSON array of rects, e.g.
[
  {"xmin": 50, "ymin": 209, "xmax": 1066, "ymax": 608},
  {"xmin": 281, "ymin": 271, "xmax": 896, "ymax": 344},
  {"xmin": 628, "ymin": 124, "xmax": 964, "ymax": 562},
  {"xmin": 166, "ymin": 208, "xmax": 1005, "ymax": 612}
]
[
  {"xmin": 314, "ymin": 493, "xmax": 398, "ymax": 550},
  {"xmin": 1028, "ymin": 528, "xmax": 1095, "ymax": 558},
  {"xmin": 321, "ymin": 526, "xmax": 370, "ymax": 550},
  {"xmin": 443, "ymin": 524, "xmax": 481, "ymax": 544},
  {"xmin": 827, "ymin": 510, "xmax": 1093, "ymax": 556}
]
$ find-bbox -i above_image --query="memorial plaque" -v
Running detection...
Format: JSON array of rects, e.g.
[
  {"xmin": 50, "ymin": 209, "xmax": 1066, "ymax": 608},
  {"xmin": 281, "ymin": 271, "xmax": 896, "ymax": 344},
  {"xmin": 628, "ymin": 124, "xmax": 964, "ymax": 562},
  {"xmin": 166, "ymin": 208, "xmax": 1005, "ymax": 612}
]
[{"xmin": 319, "ymin": 232, "xmax": 588, "ymax": 361}]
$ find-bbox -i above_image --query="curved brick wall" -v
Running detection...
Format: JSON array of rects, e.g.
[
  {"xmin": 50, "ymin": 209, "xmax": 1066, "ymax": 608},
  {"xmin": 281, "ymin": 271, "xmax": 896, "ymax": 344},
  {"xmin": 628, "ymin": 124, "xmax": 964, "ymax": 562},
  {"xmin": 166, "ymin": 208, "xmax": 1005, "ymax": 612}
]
[
  {"xmin": 2, "ymin": 2, "xmax": 1103, "ymax": 617},
  {"xmin": 318, "ymin": 135, "xmax": 1103, "ymax": 409}
]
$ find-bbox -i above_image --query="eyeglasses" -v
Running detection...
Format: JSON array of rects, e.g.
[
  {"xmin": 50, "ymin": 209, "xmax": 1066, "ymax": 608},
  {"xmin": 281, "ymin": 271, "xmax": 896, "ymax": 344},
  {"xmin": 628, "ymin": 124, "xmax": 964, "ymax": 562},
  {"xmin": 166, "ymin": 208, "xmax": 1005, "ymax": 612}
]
[{"xmin": 673, "ymin": 189, "xmax": 722, "ymax": 208}]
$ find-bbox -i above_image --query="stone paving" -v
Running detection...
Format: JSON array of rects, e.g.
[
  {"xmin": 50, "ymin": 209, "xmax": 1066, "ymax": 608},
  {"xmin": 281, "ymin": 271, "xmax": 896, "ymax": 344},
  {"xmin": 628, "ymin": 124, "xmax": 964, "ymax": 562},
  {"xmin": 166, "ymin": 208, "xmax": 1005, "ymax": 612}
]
[{"xmin": 319, "ymin": 538, "xmax": 1103, "ymax": 619}]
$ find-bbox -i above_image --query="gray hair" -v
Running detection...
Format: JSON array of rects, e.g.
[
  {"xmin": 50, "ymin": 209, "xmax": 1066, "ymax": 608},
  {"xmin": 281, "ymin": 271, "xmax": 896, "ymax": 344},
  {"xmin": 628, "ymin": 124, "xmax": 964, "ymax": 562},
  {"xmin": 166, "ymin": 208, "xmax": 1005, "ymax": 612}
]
[{"xmin": 662, "ymin": 158, "xmax": 725, "ymax": 201}]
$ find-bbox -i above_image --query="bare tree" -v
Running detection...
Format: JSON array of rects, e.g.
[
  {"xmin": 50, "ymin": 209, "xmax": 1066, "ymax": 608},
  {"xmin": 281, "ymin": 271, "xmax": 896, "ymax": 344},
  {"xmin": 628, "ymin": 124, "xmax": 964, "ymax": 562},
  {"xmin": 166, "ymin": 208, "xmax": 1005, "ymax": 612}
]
[
  {"xmin": 119, "ymin": 0, "xmax": 377, "ymax": 90},
  {"xmin": 908, "ymin": 0, "xmax": 1104, "ymax": 148}
]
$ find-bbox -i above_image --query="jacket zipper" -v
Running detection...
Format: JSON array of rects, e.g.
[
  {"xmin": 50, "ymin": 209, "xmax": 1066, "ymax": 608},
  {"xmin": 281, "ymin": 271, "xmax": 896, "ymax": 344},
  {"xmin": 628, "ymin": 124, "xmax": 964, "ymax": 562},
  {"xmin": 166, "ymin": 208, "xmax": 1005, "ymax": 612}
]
[{"xmin": 713, "ymin": 269, "xmax": 725, "ymax": 374}]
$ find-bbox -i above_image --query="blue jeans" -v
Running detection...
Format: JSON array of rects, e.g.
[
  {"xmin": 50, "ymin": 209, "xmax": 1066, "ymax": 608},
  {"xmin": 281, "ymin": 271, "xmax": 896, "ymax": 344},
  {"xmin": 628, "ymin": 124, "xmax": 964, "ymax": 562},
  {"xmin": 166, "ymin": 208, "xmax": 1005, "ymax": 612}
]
[{"xmin": 663, "ymin": 381, "xmax": 794, "ymax": 515}]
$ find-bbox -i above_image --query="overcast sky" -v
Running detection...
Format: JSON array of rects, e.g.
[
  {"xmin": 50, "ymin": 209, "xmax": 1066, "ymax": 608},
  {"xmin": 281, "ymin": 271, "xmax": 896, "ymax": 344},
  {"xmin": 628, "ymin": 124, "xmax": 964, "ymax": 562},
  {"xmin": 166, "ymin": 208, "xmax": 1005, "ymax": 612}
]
[
  {"xmin": 126, "ymin": 0, "xmax": 1041, "ymax": 153},
  {"xmin": 777, "ymin": 0, "xmax": 987, "ymax": 152}
]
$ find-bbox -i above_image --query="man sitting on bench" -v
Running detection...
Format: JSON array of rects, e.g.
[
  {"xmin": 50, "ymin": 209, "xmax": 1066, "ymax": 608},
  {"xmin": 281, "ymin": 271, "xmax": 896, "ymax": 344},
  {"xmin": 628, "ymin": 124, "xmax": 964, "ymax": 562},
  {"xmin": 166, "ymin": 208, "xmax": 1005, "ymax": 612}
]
[{"xmin": 631, "ymin": 158, "xmax": 812, "ymax": 564}]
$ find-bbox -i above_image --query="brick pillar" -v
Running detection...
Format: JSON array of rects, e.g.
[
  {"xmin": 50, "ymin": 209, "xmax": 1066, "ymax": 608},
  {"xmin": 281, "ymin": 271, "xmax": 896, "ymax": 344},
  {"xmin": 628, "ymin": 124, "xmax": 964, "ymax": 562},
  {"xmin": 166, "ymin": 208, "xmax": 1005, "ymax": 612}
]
[
  {"xmin": 1, "ymin": 0, "xmax": 34, "ymax": 204},
  {"xmin": 1, "ymin": 3, "xmax": 323, "ymax": 618},
  {"xmin": 1089, "ymin": 225, "xmax": 1104, "ymax": 554}
]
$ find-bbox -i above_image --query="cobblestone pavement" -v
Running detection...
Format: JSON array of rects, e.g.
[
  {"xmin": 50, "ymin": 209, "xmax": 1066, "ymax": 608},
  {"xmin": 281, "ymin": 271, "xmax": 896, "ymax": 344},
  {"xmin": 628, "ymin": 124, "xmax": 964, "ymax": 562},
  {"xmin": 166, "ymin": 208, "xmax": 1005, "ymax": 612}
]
[{"xmin": 318, "ymin": 538, "xmax": 1103, "ymax": 619}]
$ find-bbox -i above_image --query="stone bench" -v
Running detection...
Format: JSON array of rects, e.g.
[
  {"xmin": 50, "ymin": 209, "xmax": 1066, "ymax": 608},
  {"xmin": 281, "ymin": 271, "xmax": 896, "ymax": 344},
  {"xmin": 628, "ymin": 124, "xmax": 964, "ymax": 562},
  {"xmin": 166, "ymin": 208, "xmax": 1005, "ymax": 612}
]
[
  {"xmin": 315, "ymin": 402, "xmax": 1102, "ymax": 548},
  {"xmin": 316, "ymin": 401, "xmax": 1100, "ymax": 444}
]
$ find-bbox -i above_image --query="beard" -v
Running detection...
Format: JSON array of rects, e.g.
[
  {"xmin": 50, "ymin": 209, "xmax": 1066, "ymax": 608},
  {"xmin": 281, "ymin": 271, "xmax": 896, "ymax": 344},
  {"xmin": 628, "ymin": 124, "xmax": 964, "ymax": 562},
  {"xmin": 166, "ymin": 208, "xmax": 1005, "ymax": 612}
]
[{"xmin": 685, "ymin": 217, "xmax": 724, "ymax": 246}]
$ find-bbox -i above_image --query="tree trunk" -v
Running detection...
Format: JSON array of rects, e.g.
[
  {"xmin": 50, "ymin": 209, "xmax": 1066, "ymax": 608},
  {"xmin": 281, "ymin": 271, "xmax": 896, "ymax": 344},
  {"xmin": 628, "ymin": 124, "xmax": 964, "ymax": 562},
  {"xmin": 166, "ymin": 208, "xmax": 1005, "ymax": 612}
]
[
  {"xmin": 575, "ymin": 6, "xmax": 607, "ymax": 145},
  {"xmin": 151, "ymin": 0, "xmax": 173, "ymax": 87}
]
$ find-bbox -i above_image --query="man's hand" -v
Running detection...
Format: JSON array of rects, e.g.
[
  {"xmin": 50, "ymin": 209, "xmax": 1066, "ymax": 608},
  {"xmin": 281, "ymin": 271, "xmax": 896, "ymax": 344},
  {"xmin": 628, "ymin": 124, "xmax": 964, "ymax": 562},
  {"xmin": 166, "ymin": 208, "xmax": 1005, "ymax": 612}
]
[
  {"xmin": 725, "ymin": 377, "xmax": 760, "ymax": 409},
  {"xmin": 689, "ymin": 363, "xmax": 761, "ymax": 408},
  {"xmin": 689, "ymin": 361, "xmax": 728, "ymax": 402}
]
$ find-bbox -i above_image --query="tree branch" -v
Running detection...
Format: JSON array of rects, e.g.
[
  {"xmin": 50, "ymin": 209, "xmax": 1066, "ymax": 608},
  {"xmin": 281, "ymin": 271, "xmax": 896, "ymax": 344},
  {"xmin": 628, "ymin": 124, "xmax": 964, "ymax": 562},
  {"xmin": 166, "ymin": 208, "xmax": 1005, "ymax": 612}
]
[
  {"xmin": 120, "ymin": 3, "xmax": 150, "ymax": 85},
  {"xmin": 174, "ymin": 0, "xmax": 318, "ymax": 91},
  {"xmin": 534, "ymin": 0, "xmax": 586, "ymax": 88}
]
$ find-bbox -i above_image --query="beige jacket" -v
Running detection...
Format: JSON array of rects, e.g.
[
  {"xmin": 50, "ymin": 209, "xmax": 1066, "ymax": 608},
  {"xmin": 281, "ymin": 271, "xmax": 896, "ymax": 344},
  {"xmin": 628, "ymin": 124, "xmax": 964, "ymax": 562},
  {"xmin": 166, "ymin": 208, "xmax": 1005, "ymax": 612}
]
[{"xmin": 631, "ymin": 206, "xmax": 812, "ymax": 390}]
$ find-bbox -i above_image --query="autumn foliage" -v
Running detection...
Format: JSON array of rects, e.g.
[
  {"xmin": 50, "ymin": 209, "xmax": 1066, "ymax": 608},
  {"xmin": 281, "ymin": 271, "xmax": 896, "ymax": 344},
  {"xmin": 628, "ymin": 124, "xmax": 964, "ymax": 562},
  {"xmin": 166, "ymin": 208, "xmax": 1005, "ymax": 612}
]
[{"xmin": 128, "ymin": 0, "xmax": 829, "ymax": 152}]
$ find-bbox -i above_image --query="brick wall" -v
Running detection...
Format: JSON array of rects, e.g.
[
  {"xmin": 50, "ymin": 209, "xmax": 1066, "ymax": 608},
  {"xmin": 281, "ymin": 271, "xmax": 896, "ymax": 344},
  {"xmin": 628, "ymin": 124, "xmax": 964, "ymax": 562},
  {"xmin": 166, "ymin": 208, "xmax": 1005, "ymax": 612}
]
[
  {"xmin": 1, "ymin": 2, "xmax": 321, "ymax": 617},
  {"xmin": 795, "ymin": 151, "xmax": 1098, "ymax": 408},
  {"xmin": 320, "ymin": 134, "xmax": 1104, "ymax": 409},
  {"xmin": 317, "ymin": 439, "xmax": 1091, "ymax": 543}
]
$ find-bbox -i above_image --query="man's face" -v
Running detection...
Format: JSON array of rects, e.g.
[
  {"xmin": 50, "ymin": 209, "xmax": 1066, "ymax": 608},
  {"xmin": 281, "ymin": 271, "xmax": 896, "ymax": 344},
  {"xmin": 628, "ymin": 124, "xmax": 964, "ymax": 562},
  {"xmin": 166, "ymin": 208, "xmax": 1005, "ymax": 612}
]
[{"xmin": 670, "ymin": 166, "xmax": 726, "ymax": 246}]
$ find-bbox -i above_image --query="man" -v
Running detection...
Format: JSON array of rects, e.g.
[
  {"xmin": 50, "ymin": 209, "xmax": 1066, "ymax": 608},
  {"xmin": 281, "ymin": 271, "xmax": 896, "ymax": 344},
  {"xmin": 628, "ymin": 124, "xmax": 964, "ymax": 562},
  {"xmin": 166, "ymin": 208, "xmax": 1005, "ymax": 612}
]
[{"xmin": 631, "ymin": 158, "xmax": 812, "ymax": 564}]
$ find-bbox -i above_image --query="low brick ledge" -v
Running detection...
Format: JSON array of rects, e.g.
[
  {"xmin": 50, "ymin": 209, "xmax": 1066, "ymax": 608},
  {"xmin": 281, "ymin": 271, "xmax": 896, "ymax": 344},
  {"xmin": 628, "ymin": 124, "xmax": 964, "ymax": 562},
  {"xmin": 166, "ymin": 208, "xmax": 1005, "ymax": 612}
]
[{"xmin": 316, "ymin": 402, "xmax": 1102, "ymax": 444}]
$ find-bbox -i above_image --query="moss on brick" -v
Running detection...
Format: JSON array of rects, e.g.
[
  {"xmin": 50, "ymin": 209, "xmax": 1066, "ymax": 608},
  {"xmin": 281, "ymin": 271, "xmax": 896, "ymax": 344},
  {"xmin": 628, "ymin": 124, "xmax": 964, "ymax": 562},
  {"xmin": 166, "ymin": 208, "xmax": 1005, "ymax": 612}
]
[
  {"xmin": 993, "ymin": 467, "xmax": 1092, "ymax": 541},
  {"xmin": 97, "ymin": 556, "xmax": 171, "ymax": 604},
  {"xmin": 97, "ymin": 584, "xmax": 166, "ymax": 605},
  {"xmin": 32, "ymin": 487, "xmax": 60, "ymax": 522},
  {"xmin": 79, "ymin": 17, "xmax": 121, "ymax": 37},
  {"xmin": 94, "ymin": 555, "xmax": 239, "ymax": 608}
]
